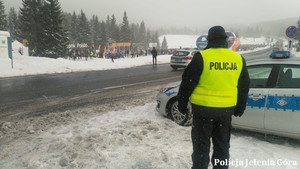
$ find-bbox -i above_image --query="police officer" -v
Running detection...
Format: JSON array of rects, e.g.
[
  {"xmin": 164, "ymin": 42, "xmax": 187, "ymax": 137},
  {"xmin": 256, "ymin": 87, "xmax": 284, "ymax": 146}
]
[{"xmin": 177, "ymin": 26, "xmax": 250, "ymax": 169}]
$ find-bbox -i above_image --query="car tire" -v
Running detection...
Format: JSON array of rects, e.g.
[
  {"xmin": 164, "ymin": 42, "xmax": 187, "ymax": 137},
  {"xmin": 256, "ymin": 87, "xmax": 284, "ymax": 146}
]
[{"xmin": 169, "ymin": 100, "xmax": 192, "ymax": 126}]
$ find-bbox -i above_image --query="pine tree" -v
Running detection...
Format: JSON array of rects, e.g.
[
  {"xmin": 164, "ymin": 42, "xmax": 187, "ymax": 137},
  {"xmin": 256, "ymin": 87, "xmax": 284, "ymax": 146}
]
[
  {"xmin": 100, "ymin": 21, "xmax": 107, "ymax": 47},
  {"xmin": 0, "ymin": 0, "xmax": 7, "ymax": 30},
  {"xmin": 70, "ymin": 11, "xmax": 78, "ymax": 47},
  {"xmin": 130, "ymin": 23, "xmax": 138, "ymax": 43},
  {"xmin": 92, "ymin": 15, "xmax": 101, "ymax": 47},
  {"xmin": 77, "ymin": 9, "xmax": 90, "ymax": 45},
  {"xmin": 8, "ymin": 8, "xmax": 18, "ymax": 40},
  {"xmin": 110, "ymin": 14, "xmax": 119, "ymax": 42},
  {"xmin": 138, "ymin": 21, "xmax": 145, "ymax": 42},
  {"xmin": 62, "ymin": 12, "xmax": 72, "ymax": 43},
  {"xmin": 138, "ymin": 21, "xmax": 146, "ymax": 49},
  {"xmin": 146, "ymin": 30, "xmax": 151, "ymax": 49},
  {"xmin": 42, "ymin": 0, "xmax": 68, "ymax": 56},
  {"xmin": 18, "ymin": 0, "xmax": 44, "ymax": 54},
  {"xmin": 114, "ymin": 25, "xmax": 120, "ymax": 43},
  {"xmin": 120, "ymin": 11, "xmax": 130, "ymax": 42},
  {"xmin": 105, "ymin": 15, "xmax": 112, "ymax": 43},
  {"xmin": 90, "ymin": 15, "xmax": 96, "ymax": 46},
  {"xmin": 161, "ymin": 36, "xmax": 168, "ymax": 50}
]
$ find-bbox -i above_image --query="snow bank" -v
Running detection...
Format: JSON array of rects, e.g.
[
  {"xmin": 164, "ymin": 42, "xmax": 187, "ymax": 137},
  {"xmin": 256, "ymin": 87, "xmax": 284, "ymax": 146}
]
[
  {"xmin": 0, "ymin": 55, "xmax": 172, "ymax": 78},
  {"xmin": 0, "ymin": 103, "xmax": 299, "ymax": 169},
  {"xmin": 239, "ymin": 37, "xmax": 267, "ymax": 45}
]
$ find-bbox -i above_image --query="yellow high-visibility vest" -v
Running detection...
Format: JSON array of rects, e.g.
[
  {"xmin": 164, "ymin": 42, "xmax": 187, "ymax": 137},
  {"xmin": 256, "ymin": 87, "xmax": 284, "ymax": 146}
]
[{"xmin": 190, "ymin": 48, "xmax": 243, "ymax": 107}]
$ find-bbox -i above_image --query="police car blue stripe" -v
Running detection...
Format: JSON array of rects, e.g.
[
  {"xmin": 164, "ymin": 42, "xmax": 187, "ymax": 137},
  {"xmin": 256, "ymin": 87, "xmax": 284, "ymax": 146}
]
[
  {"xmin": 247, "ymin": 94, "xmax": 300, "ymax": 111},
  {"xmin": 166, "ymin": 91, "xmax": 176, "ymax": 97},
  {"xmin": 247, "ymin": 94, "xmax": 265, "ymax": 109},
  {"xmin": 267, "ymin": 95, "xmax": 300, "ymax": 112}
]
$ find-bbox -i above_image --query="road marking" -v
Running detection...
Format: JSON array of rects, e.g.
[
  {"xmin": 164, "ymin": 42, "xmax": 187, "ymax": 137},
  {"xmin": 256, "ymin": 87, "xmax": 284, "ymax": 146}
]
[{"xmin": 103, "ymin": 77, "xmax": 179, "ymax": 90}]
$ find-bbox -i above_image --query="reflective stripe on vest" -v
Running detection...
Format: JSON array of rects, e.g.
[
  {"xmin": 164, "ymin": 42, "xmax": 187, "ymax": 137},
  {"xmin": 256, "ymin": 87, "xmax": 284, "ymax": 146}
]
[{"xmin": 190, "ymin": 48, "xmax": 243, "ymax": 107}]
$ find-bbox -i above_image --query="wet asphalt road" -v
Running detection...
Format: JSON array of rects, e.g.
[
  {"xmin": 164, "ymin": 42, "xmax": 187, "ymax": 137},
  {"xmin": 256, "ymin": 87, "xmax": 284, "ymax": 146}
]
[
  {"xmin": 0, "ymin": 64, "xmax": 180, "ymax": 102},
  {"xmin": 0, "ymin": 64, "xmax": 183, "ymax": 116},
  {"xmin": 0, "ymin": 48, "xmax": 272, "ymax": 117}
]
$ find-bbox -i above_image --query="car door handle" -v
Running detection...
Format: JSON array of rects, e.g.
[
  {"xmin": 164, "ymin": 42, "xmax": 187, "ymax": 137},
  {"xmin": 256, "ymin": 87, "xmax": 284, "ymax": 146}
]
[{"xmin": 249, "ymin": 95, "xmax": 265, "ymax": 101}]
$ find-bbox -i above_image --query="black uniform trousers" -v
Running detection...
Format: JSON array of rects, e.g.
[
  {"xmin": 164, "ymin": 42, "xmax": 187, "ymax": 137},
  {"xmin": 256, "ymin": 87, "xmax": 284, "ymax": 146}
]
[{"xmin": 191, "ymin": 104, "xmax": 234, "ymax": 169}]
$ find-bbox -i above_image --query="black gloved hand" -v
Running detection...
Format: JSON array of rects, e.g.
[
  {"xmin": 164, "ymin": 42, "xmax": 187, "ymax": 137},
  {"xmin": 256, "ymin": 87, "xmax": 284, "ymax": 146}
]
[{"xmin": 234, "ymin": 109, "xmax": 244, "ymax": 117}]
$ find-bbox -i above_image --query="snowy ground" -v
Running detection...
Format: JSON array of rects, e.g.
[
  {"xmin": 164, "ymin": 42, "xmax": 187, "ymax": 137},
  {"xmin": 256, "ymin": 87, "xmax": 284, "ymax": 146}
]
[
  {"xmin": 1, "ymin": 101, "xmax": 299, "ymax": 169},
  {"xmin": 0, "ymin": 54, "xmax": 172, "ymax": 78}
]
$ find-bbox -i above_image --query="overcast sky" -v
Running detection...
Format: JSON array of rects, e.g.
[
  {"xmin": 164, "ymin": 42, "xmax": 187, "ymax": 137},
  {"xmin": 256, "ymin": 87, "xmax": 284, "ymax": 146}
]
[{"xmin": 3, "ymin": 0, "xmax": 300, "ymax": 29}]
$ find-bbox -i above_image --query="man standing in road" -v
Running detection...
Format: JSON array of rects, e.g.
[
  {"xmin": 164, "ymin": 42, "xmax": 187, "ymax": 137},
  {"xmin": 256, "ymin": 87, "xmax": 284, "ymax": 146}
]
[
  {"xmin": 151, "ymin": 47, "xmax": 158, "ymax": 65},
  {"xmin": 177, "ymin": 26, "xmax": 250, "ymax": 169}
]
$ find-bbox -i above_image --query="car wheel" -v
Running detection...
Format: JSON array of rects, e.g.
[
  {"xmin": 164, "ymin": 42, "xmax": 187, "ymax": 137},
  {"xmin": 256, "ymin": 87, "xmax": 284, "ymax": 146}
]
[{"xmin": 169, "ymin": 100, "xmax": 192, "ymax": 126}]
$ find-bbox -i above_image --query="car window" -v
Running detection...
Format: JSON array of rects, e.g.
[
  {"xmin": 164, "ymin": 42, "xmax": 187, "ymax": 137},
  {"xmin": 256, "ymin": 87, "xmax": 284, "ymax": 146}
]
[
  {"xmin": 173, "ymin": 51, "xmax": 189, "ymax": 56},
  {"xmin": 248, "ymin": 65, "xmax": 273, "ymax": 88},
  {"xmin": 276, "ymin": 65, "xmax": 300, "ymax": 88}
]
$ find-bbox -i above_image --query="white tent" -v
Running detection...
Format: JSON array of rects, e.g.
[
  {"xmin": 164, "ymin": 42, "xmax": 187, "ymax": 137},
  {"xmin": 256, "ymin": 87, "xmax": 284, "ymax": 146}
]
[
  {"xmin": 0, "ymin": 31, "xmax": 11, "ymax": 58},
  {"xmin": 12, "ymin": 40, "xmax": 29, "ymax": 56}
]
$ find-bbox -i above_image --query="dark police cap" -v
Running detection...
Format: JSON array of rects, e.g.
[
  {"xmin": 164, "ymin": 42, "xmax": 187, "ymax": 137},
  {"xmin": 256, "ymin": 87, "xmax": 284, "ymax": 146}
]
[{"xmin": 207, "ymin": 26, "xmax": 227, "ymax": 41}]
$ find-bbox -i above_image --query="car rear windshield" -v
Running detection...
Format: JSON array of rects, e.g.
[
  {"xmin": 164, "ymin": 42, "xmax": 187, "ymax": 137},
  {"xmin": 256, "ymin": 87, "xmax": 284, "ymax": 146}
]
[{"xmin": 173, "ymin": 51, "xmax": 190, "ymax": 56}]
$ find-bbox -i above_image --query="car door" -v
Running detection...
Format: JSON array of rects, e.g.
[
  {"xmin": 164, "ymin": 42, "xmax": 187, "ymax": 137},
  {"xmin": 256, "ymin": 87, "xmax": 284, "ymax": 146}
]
[
  {"xmin": 232, "ymin": 64, "xmax": 274, "ymax": 129},
  {"xmin": 265, "ymin": 65, "xmax": 300, "ymax": 137}
]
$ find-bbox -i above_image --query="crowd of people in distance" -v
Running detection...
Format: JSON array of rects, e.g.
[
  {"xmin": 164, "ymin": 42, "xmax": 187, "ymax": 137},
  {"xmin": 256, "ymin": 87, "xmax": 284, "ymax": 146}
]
[{"xmin": 67, "ymin": 47, "xmax": 178, "ymax": 61}]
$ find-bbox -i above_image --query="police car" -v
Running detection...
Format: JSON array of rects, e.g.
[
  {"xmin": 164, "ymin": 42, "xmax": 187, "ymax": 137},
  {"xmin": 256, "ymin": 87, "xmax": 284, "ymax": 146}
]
[
  {"xmin": 270, "ymin": 50, "xmax": 290, "ymax": 59},
  {"xmin": 156, "ymin": 56, "xmax": 300, "ymax": 139},
  {"xmin": 170, "ymin": 49, "xmax": 198, "ymax": 70}
]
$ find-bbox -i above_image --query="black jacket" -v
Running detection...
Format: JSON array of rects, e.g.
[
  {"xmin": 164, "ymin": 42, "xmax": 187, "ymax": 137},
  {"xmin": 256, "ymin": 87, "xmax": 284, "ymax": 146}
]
[
  {"xmin": 177, "ymin": 50, "xmax": 250, "ymax": 114},
  {"xmin": 151, "ymin": 49, "xmax": 157, "ymax": 57}
]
